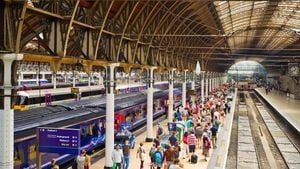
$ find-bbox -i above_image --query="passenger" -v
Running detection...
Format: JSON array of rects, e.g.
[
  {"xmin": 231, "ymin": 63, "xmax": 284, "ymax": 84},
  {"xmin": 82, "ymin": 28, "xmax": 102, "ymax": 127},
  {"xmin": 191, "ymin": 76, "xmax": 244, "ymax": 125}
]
[
  {"xmin": 173, "ymin": 141, "xmax": 181, "ymax": 159},
  {"xmin": 169, "ymin": 159, "xmax": 183, "ymax": 169},
  {"xmin": 153, "ymin": 146, "xmax": 164, "ymax": 169},
  {"xmin": 136, "ymin": 142, "xmax": 146, "ymax": 169},
  {"xmin": 123, "ymin": 140, "xmax": 131, "ymax": 169},
  {"xmin": 164, "ymin": 145, "xmax": 176, "ymax": 169},
  {"xmin": 82, "ymin": 150, "xmax": 91, "ymax": 169},
  {"xmin": 182, "ymin": 132, "xmax": 189, "ymax": 159},
  {"xmin": 50, "ymin": 158, "xmax": 59, "ymax": 169},
  {"xmin": 187, "ymin": 131, "xmax": 197, "ymax": 155},
  {"xmin": 76, "ymin": 150, "xmax": 86, "ymax": 169},
  {"xmin": 157, "ymin": 123, "xmax": 164, "ymax": 137},
  {"xmin": 210, "ymin": 124, "xmax": 218, "ymax": 148},
  {"xmin": 195, "ymin": 123, "xmax": 203, "ymax": 148},
  {"xmin": 154, "ymin": 136, "xmax": 160, "ymax": 148},
  {"xmin": 112, "ymin": 144, "xmax": 124, "ymax": 169},
  {"xmin": 149, "ymin": 143, "xmax": 157, "ymax": 169},
  {"xmin": 202, "ymin": 134, "xmax": 211, "ymax": 161},
  {"xmin": 168, "ymin": 132, "xmax": 178, "ymax": 146}
]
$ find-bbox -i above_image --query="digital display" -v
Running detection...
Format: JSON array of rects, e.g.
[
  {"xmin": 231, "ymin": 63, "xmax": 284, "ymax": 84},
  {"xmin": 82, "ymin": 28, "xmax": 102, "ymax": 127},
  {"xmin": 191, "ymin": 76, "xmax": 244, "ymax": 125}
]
[
  {"xmin": 38, "ymin": 127, "xmax": 80, "ymax": 154},
  {"xmin": 168, "ymin": 123, "xmax": 177, "ymax": 132}
]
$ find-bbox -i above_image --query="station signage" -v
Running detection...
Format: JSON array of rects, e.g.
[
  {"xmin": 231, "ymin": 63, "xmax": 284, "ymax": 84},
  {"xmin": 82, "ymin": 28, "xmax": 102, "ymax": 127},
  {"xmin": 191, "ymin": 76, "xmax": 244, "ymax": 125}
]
[
  {"xmin": 38, "ymin": 127, "xmax": 81, "ymax": 155},
  {"xmin": 168, "ymin": 122, "xmax": 177, "ymax": 132}
]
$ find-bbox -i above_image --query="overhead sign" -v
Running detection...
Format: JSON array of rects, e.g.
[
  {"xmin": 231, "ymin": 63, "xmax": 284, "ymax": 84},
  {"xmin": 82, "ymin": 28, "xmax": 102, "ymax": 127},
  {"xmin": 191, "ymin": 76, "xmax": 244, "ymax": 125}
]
[
  {"xmin": 38, "ymin": 127, "xmax": 81, "ymax": 155},
  {"xmin": 168, "ymin": 122, "xmax": 177, "ymax": 132},
  {"xmin": 71, "ymin": 87, "xmax": 80, "ymax": 94}
]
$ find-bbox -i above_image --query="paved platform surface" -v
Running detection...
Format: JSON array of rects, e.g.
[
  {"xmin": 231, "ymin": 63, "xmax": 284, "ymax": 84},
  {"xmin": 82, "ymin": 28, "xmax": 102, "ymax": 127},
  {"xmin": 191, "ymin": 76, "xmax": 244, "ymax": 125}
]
[
  {"xmin": 255, "ymin": 88, "xmax": 300, "ymax": 133},
  {"xmin": 92, "ymin": 119, "xmax": 212, "ymax": 169}
]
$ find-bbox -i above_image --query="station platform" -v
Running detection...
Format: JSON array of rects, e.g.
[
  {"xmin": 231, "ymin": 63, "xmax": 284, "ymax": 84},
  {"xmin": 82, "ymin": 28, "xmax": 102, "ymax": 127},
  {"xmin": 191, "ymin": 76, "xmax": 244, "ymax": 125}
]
[
  {"xmin": 92, "ymin": 89, "xmax": 238, "ymax": 169},
  {"xmin": 255, "ymin": 88, "xmax": 300, "ymax": 133}
]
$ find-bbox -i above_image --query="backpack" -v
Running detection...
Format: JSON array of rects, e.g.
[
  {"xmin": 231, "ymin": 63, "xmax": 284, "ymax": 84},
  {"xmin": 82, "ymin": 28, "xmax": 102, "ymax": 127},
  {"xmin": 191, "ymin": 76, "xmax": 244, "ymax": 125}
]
[
  {"xmin": 154, "ymin": 151, "xmax": 163, "ymax": 164},
  {"xmin": 195, "ymin": 127, "xmax": 203, "ymax": 137}
]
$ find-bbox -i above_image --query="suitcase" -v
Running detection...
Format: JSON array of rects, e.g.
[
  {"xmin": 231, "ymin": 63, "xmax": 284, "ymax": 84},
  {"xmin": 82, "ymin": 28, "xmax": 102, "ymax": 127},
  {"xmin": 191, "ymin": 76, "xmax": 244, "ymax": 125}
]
[{"xmin": 191, "ymin": 154, "xmax": 198, "ymax": 164}]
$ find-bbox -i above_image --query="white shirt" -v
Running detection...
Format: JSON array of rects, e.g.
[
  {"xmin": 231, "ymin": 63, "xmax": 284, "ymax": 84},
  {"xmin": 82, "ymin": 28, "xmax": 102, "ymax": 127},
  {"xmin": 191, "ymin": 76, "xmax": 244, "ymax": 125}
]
[
  {"xmin": 169, "ymin": 164, "xmax": 182, "ymax": 169},
  {"xmin": 76, "ymin": 155, "xmax": 85, "ymax": 169},
  {"xmin": 112, "ymin": 149, "xmax": 124, "ymax": 163}
]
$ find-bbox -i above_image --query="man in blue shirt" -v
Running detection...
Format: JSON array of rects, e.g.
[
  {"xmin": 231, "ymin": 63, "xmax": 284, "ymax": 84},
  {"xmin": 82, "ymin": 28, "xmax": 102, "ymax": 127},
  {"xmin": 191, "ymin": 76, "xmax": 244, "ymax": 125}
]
[{"xmin": 168, "ymin": 132, "xmax": 178, "ymax": 146}]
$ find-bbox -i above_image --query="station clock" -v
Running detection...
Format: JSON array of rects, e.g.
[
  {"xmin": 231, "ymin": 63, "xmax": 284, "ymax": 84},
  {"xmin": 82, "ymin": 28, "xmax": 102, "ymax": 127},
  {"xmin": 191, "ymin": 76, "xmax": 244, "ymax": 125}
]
[{"xmin": 288, "ymin": 63, "xmax": 300, "ymax": 76}]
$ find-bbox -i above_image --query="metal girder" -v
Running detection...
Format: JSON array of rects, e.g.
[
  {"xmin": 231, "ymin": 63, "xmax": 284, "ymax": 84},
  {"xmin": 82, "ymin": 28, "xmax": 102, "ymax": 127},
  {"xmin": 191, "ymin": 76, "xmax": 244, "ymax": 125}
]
[
  {"xmin": 93, "ymin": 0, "xmax": 115, "ymax": 60},
  {"xmin": 115, "ymin": 1, "xmax": 142, "ymax": 62},
  {"xmin": 62, "ymin": 0, "xmax": 80, "ymax": 57}
]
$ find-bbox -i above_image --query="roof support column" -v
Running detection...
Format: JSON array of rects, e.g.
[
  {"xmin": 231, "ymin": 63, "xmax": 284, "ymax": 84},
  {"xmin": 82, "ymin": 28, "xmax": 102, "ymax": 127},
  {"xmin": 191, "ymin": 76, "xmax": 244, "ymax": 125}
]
[
  {"xmin": 0, "ymin": 53, "xmax": 23, "ymax": 169},
  {"xmin": 191, "ymin": 71, "xmax": 195, "ymax": 90},
  {"xmin": 53, "ymin": 73, "xmax": 57, "ymax": 89},
  {"xmin": 182, "ymin": 70, "xmax": 188, "ymax": 108},
  {"xmin": 146, "ymin": 67, "xmax": 157, "ymax": 142},
  {"xmin": 205, "ymin": 72, "xmax": 209, "ymax": 98},
  {"xmin": 209, "ymin": 73, "xmax": 213, "ymax": 93},
  {"xmin": 201, "ymin": 71, "xmax": 205, "ymax": 103},
  {"xmin": 104, "ymin": 63, "xmax": 119, "ymax": 169},
  {"xmin": 168, "ymin": 68, "xmax": 176, "ymax": 122}
]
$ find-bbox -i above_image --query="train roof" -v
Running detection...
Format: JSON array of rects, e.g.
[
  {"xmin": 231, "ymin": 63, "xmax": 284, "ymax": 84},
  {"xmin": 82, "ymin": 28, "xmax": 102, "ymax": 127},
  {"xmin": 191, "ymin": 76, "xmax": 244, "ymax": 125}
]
[{"xmin": 14, "ymin": 88, "xmax": 176, "ymax": 139}]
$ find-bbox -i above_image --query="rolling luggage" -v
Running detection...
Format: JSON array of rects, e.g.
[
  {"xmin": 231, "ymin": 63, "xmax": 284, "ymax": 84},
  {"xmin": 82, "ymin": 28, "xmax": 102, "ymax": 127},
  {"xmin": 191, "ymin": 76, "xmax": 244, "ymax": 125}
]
[{"xmin": 191, "ymin": 154, "xmax": 198, "ymax": 164}]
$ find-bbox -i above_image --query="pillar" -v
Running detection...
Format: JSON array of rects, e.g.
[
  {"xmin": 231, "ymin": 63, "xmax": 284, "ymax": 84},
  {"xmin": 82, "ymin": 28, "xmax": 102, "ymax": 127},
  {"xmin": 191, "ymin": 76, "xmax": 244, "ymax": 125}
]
[
  {"xmin": 168, "ymin": 69, "xmax": 175, "ymax": 122},
  {"xmin": 18, "ymin": 72, "xmax": 23, "ymax": 86},
  {"xmin": 104, "ymin": 63, "xmax": 119, "ymax": 169},
  {"xmin": 0, "ymin": 53, "xmax": 23, "ymax": 169},
  {"xmin": 36, "ymin": 72, "xmax": 39, "ymax": 85},
  {"xmin": 209, "ymin": 73, "xmax": 212, "ymax": 93},
  {"xmin": 64, "ymin": 73, "xmax": 67, "ymax": 83},
  {"xmin": 146, "ymin": 67, "xmax": 156, "ymax": 142},
  {"xmin": 72, "ymin": 72, "xmax": 76, "ymax": 87},
  {"xmin": 191, "ymin": 71, "xmax": 195, "ymax": 90},
  {"xmin": 205, "ymin": 72, "xmax": 209, "ymax": 98},
  {"xmin": 88, "ymin": 74, "xmax": 91, "ymax": 87},
  {"xmin": 182, "ymin": 70, "xmax": 188, "ymax": 108},
  {"xmin": 53, "ymin": 73, "xmax": 57, "ymax": 89},
  {"xmin": 201, "ymin": 71, "xmax": 205, "ymax": 102}
]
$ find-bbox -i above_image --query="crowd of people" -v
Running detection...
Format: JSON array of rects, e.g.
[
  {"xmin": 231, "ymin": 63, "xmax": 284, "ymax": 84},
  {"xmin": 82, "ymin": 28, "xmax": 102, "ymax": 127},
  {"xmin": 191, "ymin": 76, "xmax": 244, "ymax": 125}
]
[{"xmin": 50, "ymin": 86, "xmax": 232, "ymax": 169}]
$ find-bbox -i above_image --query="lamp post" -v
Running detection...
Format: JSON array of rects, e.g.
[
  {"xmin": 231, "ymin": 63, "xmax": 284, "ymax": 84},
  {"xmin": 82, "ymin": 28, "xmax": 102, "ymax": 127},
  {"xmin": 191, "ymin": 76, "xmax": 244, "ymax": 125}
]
[{"xmin": 196, "ymin": 61, "xmax": 202, "ymax": 103}]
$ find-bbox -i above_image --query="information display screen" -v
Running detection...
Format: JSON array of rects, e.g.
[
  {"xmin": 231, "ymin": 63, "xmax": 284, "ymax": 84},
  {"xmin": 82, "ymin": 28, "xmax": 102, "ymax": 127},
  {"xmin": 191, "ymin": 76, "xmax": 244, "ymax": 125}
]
[
  {"xmin": 38, "ymin": 127, "xmax": 80, "ymax": 154},
  {"xmin": 168, "ymin": 123, "xmax": 177, "ymax": 132}
]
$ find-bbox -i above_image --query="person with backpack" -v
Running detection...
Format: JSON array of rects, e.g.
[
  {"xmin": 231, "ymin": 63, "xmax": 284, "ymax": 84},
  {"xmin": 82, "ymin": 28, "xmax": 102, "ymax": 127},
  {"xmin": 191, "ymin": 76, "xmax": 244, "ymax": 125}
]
[
  {"xmin": 149, "ymin": 143, "xmax": 157, "ymax": 169},
  {"xmin": 164, "ymin": 145, "xmax": 176, "ymax": 169},
  {"xmin": 195, "ymin": 123, "xmax": 203, "ymax": 148},
  {"xmin": 157, "ymin": 123, "xmax": 163, "ymax": 137},
  {"xmin": 202, "ymin": 134, "xmax": 211, "ymax": 161},
  {"xmin": 182, "ymin": 132, "xmax": 189, "ymax": 159},
  {"xmin": 153, "ymin": 146, "xmax": 164, "ymax": 169},
  {"xmin": 136, "ymin": 142, "xmax": 146, "ymax": 169},
  {"xmin": 210, "ymin": 125, "xmax": 218, "ymax": 148}
]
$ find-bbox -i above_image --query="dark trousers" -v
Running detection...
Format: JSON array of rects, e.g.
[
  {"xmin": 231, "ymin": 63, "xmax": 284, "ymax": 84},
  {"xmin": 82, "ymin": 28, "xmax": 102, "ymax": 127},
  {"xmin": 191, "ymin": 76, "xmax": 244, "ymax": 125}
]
[
  {"xmin": 140, "ymin": 160, "xmax": 144, "ymax": 169},
  {"xmin": 116, "ymin": 162, "xmax": 122, "ymax": 169}
]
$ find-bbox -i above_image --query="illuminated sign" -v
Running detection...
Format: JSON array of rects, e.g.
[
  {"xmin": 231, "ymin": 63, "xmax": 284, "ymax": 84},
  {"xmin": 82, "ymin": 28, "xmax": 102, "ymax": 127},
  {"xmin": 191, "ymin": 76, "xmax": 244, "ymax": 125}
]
[{"xmin": 38, "ymin": 127, "xmax": 80, "ymax": 154}]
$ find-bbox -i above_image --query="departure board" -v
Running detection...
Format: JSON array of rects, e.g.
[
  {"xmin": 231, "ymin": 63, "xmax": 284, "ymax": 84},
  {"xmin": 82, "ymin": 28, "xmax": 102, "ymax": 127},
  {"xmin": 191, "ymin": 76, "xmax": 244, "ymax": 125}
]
[{"xmin": 38, "ymin": 127, "xmax": 81, "ymax": 154}]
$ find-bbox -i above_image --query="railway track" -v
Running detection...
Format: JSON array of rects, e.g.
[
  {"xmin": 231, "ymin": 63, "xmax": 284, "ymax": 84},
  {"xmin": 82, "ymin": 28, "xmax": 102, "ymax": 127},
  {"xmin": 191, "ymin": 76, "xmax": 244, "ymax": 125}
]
[
  {"xmin": 250, "ymin": 92, "xmax": 300, "ymax": 169},
  {"xmin": 227, "ymin": 91, "xmax": 298, "ymax": 169}
]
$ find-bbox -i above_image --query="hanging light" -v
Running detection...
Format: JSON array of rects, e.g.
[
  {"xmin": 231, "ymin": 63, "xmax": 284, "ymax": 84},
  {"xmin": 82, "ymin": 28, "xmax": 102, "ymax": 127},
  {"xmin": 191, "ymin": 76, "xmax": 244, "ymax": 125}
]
[{"xmin": 196, "ymin": 61, "xmax": 201, "ymax": 75}]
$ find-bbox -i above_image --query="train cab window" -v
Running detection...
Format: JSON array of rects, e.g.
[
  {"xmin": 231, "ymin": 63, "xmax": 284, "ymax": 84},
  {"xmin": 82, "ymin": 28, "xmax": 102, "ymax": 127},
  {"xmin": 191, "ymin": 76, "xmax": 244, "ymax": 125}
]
[{"xmin": 15, "ymin": 95, "xmax": 29, "ymax": 105}]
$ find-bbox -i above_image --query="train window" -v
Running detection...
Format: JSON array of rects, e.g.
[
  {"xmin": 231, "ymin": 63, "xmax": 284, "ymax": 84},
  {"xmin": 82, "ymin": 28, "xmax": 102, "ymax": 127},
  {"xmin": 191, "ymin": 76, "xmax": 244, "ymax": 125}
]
[
  {"xmin": 29, "ymin": 144, "xmax": 36, "ymax": 160},
  {"xmin": 14, "ymin": 148, "xmax": 23, "ymax": 166}
]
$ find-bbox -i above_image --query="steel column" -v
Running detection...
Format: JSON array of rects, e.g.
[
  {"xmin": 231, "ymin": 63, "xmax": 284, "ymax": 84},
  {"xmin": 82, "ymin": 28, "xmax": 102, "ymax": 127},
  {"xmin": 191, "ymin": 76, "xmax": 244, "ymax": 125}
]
[
  {"xmin": 0, "ymin": 53, "xmax": 23, "ymax": 169},
  {"xmin": 168, "ymin": 69, "xmax": 176, "ymax": 122},
  {"xmin": 146, "ymin": 67, "xmax": 156, "ymax": 142}
]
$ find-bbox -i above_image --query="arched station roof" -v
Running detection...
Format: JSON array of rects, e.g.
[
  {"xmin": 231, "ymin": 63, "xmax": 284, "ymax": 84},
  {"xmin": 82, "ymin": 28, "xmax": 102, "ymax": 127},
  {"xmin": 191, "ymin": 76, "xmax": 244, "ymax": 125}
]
[{"xmin": 1, "ymin": 0, "xmax": 300, "ymax": 72}]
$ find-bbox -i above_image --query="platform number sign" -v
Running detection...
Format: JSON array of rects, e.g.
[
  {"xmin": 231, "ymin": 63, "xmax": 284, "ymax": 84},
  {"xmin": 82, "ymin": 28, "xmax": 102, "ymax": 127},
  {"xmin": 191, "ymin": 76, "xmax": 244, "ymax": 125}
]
[
  {"xmin": 168, "ymin": 123, "xmax": 177, "ymax": 132},
  {"xmin": 37, "ymin": 127, "xmax": 81, "ymax": 155}
]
